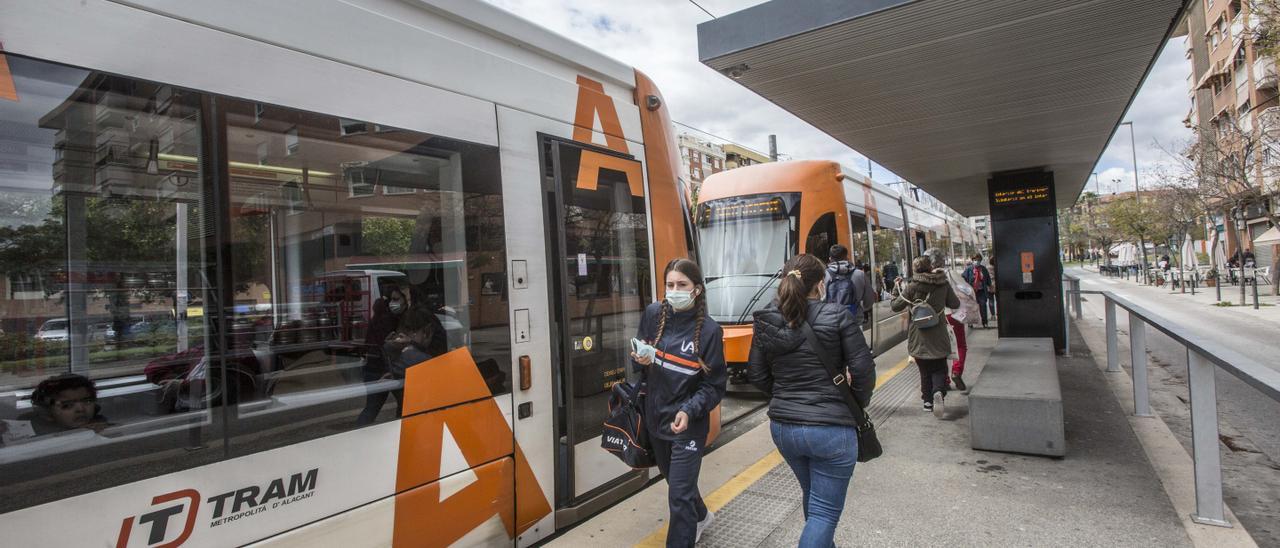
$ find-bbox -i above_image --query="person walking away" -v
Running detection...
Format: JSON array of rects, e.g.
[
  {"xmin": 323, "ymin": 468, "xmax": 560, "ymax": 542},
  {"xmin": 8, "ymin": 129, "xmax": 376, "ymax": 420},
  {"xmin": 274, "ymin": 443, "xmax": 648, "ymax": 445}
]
[
  {"xmin": 824, "ymin": 244, "xmax": 874, "ymax": 326},
  {"xmin": 748, "ymin": 254, "xmax": 875, "ymax": 548},
  {"xmin": 962, "ymin": 254, "xmax": 993, "ymax": 328},
  {"xmin": 894, "ymin": 256, "xmax": 960, "ymax": 417},
  {"xmin": 986, "ymin": 255, "xmax": 998, "ymax": 318},
  {"xmin": 926, "ymin": 248, "xmax": 976, "ymax": 392},
  {"xmin": 630, "ymin": 259, "xmax": 727, "ymax": 547}
]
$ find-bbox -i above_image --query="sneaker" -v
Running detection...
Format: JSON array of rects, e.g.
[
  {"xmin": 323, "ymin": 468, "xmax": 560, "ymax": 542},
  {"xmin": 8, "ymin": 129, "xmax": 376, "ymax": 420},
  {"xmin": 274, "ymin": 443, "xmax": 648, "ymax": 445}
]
[
  {"xmin": 695, "ymin": 510, "xmax": 715, "ymax": 542},
  {"xmin": 923, "ymin": 401, "xmax": 934, "ymax": 412},
  {"xmin": 932, "ymin": 391, "xmax": 945, "ymax": 418},
  {"xmin": 952, "ymin": 375, "xmax": 967, "ymax": 392}
]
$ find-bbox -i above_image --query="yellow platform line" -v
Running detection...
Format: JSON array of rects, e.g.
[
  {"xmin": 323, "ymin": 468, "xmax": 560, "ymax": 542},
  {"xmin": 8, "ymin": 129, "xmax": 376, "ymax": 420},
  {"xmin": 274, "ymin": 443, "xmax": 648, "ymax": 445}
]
[{"xmin": 635, "ymin": 357, "xmax": 909, "ymax": 547}]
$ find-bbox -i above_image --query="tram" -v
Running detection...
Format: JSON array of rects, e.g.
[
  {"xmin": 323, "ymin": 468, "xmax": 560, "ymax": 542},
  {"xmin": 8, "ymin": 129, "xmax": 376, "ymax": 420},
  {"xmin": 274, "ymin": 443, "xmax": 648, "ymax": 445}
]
[
  {"xmin": 0, "ymin": 1, "xmax": 693, "ymax": 546},
  {"xmin": 695, "ymin": 161, "xmax": 979, "ymax": 388}
]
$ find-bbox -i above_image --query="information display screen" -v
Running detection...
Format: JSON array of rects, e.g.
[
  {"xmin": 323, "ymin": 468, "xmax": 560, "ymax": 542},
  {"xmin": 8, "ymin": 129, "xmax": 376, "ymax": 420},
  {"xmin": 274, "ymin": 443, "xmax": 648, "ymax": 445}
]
[{"xmin": 698, "ymin": 195, "xmax": 788, "ymax": 225}]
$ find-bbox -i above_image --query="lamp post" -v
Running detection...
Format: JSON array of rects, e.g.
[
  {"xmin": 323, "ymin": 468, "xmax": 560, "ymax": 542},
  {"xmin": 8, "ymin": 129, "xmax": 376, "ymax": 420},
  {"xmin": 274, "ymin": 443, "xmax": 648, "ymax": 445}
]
[
  {"xmin": 1089, "ymin": 172, "xmax": 1100, "ymax": 265},
  {"xmin": 1119, "ymin": 121, "xmax": 1148, "ymax": 283},
  {"xmin": 1235, "ymin": 206, "xmax": 1247, "ymax": 305}
]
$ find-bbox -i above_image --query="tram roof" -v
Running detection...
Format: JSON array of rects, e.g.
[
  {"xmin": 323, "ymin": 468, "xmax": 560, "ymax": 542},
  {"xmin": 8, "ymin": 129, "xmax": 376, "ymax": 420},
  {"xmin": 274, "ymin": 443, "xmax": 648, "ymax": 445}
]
[{"xmin": 696, "ymin": 0, "xmax": 1189, "ymax": 215}]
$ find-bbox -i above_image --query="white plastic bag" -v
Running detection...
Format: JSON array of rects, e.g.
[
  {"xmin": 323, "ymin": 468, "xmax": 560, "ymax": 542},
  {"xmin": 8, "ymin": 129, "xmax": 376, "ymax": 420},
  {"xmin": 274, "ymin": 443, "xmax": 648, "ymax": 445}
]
[
  {"xmin": 945, "ymin": 317, "xmax": 959, "ymax": 361},
  {"xmin": 946, "ymin": 271, "xmax": 981, "ymax": 326}
]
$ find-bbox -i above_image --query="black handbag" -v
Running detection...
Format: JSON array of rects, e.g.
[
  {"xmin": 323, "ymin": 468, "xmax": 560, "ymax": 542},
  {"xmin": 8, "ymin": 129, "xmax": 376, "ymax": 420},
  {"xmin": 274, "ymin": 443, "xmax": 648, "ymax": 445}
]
[
  {"xmin": 799, "ymin": 320, "xmax": 883, "ymax": 462},
  {"xmin": 601, "ymin": 380, "xmax": 656, "ymax": 468}
]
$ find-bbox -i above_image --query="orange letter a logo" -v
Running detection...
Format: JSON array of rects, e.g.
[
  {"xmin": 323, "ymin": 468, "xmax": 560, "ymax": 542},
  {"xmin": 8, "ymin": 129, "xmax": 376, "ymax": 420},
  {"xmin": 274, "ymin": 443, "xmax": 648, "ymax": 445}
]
[{"xmin": 572, "ymin": 76, "xmax": 643, "ymax": 197}]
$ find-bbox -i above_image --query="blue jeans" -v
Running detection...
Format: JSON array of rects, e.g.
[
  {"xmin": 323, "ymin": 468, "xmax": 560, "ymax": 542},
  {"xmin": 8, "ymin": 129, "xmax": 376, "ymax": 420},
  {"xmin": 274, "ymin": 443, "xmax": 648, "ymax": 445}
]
[{"xmin": 770, "ymin": 422, "xmax": 858, "ymax": 548}]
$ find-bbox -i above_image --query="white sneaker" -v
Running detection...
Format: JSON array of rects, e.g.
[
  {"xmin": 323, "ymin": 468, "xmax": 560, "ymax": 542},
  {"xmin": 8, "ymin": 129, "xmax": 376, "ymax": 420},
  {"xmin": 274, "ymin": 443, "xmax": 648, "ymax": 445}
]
[
  {"xmin": 932, "ymin": 391, "xmax": 945, "ymax": 418},
  {"xmin": 695, "ymin": 510, "xmax": 715, "ymax": 543}
]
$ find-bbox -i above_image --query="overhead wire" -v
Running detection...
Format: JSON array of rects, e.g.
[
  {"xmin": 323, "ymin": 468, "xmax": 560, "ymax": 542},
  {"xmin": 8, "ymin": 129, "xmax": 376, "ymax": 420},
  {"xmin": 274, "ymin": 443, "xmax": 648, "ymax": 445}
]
[{"xmin": 687, "ymin": 0, "xmax": 715, "ymax": 19}]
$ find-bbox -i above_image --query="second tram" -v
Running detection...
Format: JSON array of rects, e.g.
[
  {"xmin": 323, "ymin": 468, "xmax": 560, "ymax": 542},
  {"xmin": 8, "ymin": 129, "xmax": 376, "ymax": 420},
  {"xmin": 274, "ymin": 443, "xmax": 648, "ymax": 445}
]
[{"xmin": 695, "ymin": 160, "xmax": 980, "ymax": 388}]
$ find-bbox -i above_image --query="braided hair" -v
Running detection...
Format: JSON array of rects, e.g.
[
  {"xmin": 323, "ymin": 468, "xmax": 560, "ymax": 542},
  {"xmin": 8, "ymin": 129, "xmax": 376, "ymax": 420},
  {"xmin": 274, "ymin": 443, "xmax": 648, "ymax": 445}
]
[{"xmin": 652, "ymin": 258, "xmax": 709, "ymax": 373}]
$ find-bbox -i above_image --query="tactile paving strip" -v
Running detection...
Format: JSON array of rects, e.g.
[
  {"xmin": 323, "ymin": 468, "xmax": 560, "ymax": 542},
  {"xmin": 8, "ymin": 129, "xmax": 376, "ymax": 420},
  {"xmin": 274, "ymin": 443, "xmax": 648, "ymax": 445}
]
[
  {"xmin": 695, "ymin": 365, "xmax": 918, "ymax": 546},
  {"xmin": 696, "ymin": 466, "xmax": 802, "ymax": 547}
]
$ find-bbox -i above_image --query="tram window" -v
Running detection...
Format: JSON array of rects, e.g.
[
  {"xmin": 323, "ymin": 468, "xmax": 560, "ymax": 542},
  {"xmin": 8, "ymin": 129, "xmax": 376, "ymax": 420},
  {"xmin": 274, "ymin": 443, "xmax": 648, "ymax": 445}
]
[
  {"xmin": 806, "ymin": 212, "xmax": 837, "ymax": 262},
  {"xmin": 0, "ymin": 54, "xmax": 223, "ymax": 512},
  {"xmin": 222, "ymin": 100, "xmax": 511, "ymax": 457},
  {"xmin": 872, "ymin": 224, "xmax": 907, "ymax": 296},
  {"xmin": 849, "ymin": 212, "xmax": 872, "ymax": 268}
]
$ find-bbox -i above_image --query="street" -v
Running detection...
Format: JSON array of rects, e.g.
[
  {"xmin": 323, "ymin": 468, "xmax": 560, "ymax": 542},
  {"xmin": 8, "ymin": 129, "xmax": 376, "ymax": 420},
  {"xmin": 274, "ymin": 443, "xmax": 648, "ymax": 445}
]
[{"xmin": 1070, "ymin": 266, "xmax": 1280, "ymax": 545}]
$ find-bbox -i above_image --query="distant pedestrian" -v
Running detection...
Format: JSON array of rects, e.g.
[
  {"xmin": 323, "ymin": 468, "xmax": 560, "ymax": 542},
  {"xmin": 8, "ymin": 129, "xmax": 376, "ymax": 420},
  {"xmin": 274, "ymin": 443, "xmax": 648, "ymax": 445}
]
[
  {"xmin": 825, "ymin": 244, "xmax": 875, "ymax": 326},
  {"xmin": 986, "ymin": 255, "xmax": 998, "ymax": 318},
  {"xmin": 1243, "ymin": 248, "xmax": 1257, "ymax": 268},
  {"xmin": 893, "ymin": 256, "xmax": 960, "ymax": 417},
  {"xmin": 748, "ymin": 254, "xmax": 875, "ymax": 548},
  {"xmin": 962, "ymin": 254, "xmax": 993, "ymax": 328}
]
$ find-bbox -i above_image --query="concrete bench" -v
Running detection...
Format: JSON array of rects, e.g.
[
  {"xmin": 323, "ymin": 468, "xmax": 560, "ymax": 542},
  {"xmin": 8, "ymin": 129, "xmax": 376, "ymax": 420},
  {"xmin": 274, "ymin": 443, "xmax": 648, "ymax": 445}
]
[{"xmin": 969, "ymin": 337, "xmax": 1065, "ymax": 457}]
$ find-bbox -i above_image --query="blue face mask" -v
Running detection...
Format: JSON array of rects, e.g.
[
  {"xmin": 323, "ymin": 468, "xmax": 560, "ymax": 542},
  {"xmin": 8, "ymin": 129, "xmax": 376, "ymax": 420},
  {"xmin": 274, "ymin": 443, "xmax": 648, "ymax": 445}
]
[{"xmin": 667, "ymin": 289, "xmax": 696, "ymax": 312}]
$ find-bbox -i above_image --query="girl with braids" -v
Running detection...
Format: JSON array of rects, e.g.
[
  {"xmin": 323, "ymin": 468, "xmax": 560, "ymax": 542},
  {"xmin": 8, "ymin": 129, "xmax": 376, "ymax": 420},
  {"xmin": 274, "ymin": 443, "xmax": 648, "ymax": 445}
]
[
  {"xmin": 630, "ymin": 258, "xmax": 726, "ymax": 547},
  {"xmin": 747, "ymin": 254, "xmax": 876, "ymax": 548}
]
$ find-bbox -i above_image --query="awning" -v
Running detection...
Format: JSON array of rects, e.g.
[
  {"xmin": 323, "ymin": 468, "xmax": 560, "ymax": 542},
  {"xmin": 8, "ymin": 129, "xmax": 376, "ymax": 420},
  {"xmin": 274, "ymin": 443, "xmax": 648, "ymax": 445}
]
[
  {"xmin": 698, "ymin": 0, "xmax": 1189, "ymax": 215},
  {"xmin": 1254, "ymin": 226, "xmax": 1280, "ymax": 246}
]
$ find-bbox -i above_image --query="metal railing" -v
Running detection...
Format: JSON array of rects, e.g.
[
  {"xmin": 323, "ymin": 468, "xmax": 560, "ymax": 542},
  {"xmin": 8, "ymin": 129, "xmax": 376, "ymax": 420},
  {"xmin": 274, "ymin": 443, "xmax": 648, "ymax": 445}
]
[{"xmin": 1061, "ymin": 274, "xmax": 1280, "ymax": 527}]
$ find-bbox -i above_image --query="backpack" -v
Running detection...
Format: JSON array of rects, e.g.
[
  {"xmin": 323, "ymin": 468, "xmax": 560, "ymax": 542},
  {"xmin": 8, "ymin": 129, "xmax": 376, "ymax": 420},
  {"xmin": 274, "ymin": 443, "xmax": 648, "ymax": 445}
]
[
  {"xmin": 896, "ymin": 280, "xmax": 941, "ymax": 329},
  {"xmin": 826, "ymin": 270, "xmax": 855, "ymax": 307}
]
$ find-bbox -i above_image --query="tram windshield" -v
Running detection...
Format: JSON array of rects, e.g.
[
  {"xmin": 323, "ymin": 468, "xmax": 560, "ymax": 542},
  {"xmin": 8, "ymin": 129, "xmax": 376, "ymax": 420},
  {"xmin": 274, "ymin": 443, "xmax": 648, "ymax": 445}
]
[{"xmin": 697, "ymin": 194, "xmax": 798, "ymax": 323}]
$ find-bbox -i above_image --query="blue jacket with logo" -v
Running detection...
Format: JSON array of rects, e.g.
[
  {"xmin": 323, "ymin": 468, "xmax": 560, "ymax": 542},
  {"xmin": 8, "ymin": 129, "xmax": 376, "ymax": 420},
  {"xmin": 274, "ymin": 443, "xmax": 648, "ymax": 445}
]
[{"xmin": 633, "ymin": 301, "xmax": 727, "ymax": 442}]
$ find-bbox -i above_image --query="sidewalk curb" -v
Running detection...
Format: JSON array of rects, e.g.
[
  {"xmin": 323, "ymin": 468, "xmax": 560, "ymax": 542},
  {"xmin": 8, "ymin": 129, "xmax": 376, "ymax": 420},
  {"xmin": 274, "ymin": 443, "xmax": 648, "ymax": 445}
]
[{"xmin": 1073, "ymin": 309, "xmax": 1258, "ymax": 548}]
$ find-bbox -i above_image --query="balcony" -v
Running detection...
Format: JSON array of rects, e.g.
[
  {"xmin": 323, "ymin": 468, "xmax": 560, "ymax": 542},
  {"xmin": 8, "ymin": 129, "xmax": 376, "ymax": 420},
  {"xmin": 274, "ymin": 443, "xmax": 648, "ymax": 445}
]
[{"xmin": 1255, "ymin": 57, "xmax": 1277, "ymax": 91}]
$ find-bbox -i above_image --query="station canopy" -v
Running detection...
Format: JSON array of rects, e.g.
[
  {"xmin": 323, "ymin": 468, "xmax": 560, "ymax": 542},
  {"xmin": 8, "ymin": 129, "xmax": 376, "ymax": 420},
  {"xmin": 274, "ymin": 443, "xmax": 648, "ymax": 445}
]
[{"xmin": 698, "ymin": 0, "xmax": 1188, "ymax": 215}]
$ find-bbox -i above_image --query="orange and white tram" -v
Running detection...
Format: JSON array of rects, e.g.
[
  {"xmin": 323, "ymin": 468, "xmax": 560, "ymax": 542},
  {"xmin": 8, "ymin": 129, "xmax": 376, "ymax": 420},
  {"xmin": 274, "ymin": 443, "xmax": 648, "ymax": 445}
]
[
  {"xmin": 694, "ymin": 161, "xmax": 979, "ymax": 389},
  {"xmin": 0, "ymin": 1, "xmax": 695, "ymax": 546}
]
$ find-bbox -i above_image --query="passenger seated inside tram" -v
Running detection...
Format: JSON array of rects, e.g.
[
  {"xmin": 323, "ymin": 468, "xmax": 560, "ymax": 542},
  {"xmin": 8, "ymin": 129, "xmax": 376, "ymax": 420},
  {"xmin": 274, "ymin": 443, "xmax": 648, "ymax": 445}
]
[{"xmin": 2, "ymin": 374, "xmax": 109, "ymax": 444}]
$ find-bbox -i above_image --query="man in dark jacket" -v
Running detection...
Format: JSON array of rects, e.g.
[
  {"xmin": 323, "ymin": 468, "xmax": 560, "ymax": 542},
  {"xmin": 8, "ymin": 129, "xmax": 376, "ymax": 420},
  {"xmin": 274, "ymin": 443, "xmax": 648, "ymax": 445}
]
[
  {"xmin": 824, "ymin": 245, "xmax": 875, "ymax": 326},
  {"xmin": 962, "ymin": 254, "xmax": 993, "ymax": 328}
]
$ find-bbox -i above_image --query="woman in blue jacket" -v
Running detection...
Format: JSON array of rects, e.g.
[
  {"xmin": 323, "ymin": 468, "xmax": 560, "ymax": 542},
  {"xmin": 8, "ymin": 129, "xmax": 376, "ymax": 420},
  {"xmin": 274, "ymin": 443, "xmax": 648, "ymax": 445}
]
[{"xmin": 631, "ymin": 258, "xmax": 727, "ymax": 547}]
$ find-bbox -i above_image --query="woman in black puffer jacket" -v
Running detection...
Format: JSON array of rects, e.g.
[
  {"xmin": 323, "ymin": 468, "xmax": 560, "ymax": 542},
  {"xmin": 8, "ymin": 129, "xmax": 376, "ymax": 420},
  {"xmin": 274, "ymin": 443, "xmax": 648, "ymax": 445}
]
[{"xmin": 747, "ymin": 254, "xmax": 876, "ymax": 548}]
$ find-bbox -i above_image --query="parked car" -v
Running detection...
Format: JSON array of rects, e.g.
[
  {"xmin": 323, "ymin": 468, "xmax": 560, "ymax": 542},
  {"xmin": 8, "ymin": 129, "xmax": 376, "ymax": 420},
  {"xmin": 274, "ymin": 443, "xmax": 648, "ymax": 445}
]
[{"xmin": 34, "ymin": 318, "xmax": 69, "ymax": 342}]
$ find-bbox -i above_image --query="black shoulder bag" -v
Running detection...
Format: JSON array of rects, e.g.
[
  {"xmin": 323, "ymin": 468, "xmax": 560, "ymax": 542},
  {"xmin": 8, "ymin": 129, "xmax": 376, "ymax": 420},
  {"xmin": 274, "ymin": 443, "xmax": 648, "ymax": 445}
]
[{"xmin": 800, "ymin": 320, "xmax": 883, "ymax": 462}]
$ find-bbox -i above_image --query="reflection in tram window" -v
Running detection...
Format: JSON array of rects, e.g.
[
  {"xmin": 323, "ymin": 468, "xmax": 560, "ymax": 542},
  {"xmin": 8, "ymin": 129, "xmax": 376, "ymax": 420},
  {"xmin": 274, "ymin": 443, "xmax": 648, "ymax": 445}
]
[
  {"xmin": 222, "ymin": 99, "xmax": 511, "ymax": 457},
  {"xmin": 697, "ymin": 193, "xmax": 799, "ymax": 323},
  {"xmin": 872, "ymin": 224, "xmax": 907, "ymax": 296},
  {"xmin": 0, "ymin": 54, "xmax": 222, "ymax": 512}
]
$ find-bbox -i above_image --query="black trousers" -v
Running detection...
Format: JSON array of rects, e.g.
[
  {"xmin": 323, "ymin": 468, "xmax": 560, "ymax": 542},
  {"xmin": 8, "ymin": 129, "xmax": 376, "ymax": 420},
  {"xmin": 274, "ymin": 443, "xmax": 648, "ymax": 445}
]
[
  {"xmin": 916, "ymin": 357, "xmax": 949, "ymax": 402},
  {"xmin": 650, "ymin": 436, "xmax": 708, "ymax": 548}
]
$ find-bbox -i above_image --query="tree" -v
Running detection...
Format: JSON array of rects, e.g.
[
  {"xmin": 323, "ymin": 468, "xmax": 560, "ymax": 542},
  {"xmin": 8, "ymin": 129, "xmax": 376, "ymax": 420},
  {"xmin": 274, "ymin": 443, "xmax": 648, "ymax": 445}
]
[
  {"xmin": 1174, "ymin": 106, "xmax": 1280, "ymax": 295},
  {"xmin": 1103, "ymin": 199, "xmax": 1171, "ymax": 267},
  {"xmin": 1153, "ymin": 181, "xmax": 1210, "ymax": 274},
  {"xmin": 1252, "ymin": 0, "xmax": 1280, "ymax": 59}
]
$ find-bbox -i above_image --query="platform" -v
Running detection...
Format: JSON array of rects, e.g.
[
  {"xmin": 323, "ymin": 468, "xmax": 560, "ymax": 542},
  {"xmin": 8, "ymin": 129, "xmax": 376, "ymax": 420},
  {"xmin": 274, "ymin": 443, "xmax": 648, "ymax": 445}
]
[{"xmin": 547, "ymin": 324, "xmax": 1248, "ymax": 547}]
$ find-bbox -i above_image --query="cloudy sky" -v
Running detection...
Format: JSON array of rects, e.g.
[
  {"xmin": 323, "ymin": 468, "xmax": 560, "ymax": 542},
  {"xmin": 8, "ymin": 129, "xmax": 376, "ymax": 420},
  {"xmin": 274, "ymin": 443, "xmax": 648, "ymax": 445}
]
[{"xmin": 486, "ymin": 0, "xmax": 1193, "ymax": 200}]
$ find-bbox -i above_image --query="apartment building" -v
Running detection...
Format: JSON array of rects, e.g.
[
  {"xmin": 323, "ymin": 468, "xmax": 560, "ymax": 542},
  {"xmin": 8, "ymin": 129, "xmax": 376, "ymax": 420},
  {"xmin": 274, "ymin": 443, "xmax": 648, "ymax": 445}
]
[
  {"xmin": 1183, "ymin": 0, "xmax": 1279, "ymax": 269},
  {"xmin": 677, "ymin": 133, "xmax": 725, "ymax": 193}
]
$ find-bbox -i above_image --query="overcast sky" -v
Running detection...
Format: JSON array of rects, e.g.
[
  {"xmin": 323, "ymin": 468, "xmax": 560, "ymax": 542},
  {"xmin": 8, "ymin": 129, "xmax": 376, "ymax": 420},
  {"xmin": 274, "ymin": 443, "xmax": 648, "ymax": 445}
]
[{"xmin": 487, "ymin": 0, "xmax": 1194, "ymax": 202}]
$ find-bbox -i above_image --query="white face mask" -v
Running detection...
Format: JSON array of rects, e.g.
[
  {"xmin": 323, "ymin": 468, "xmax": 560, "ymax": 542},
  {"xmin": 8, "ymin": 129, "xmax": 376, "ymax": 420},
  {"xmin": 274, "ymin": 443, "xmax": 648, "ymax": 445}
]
[
  {"xmin": 667, "ymin": 289, "xmax": 696, "ymax": 312},
  {"xmin": 388, "ymin": 300, "xmax": 405, "ymax": 314},
  {"xmin": 817, "ymin": 281, "xmax": 827, "ymax": 301}
]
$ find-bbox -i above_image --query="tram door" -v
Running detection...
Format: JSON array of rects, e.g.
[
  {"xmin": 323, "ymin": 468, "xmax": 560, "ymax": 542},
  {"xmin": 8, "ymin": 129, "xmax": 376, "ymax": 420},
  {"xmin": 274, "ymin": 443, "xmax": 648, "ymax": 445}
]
[{"xmin": 541, "ymin": 138, "xmax": 652, "ymax": 506}]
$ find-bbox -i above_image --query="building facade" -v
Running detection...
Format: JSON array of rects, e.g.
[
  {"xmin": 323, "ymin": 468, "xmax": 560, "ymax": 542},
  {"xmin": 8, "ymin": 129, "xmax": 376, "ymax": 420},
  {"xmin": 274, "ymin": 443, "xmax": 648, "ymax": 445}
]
[
  {"xmin": 1182, "ymin": 0, "xmax": 1280, "ymax": 270},
  {"xmin": 677, "ymin": 133, "xmax": 725, "ymax": 195}
]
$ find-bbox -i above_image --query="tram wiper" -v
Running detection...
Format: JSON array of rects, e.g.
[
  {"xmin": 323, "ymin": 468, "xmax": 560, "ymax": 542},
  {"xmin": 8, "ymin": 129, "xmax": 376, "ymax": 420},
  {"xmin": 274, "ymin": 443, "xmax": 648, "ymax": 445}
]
[{"xmin": 734, "ymin": 269, "xmax": 782, "ymax": 325}]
